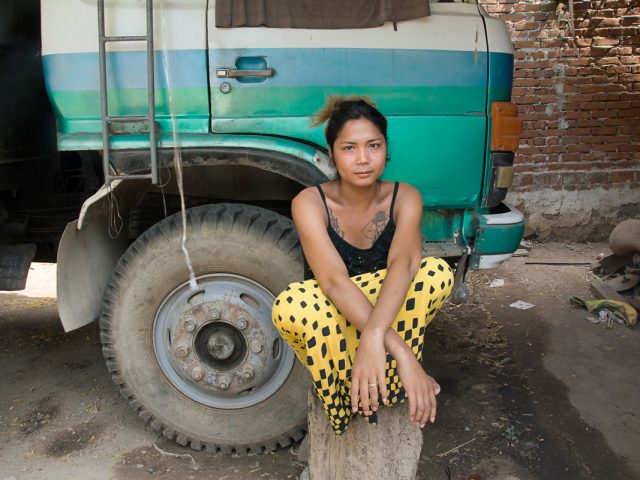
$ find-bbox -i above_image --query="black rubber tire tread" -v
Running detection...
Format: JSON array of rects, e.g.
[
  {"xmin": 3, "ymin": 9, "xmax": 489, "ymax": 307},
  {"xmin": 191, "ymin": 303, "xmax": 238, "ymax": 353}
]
[{"xmin": 100, "ymin": 203, "xmax": 309, "ymax": 453}]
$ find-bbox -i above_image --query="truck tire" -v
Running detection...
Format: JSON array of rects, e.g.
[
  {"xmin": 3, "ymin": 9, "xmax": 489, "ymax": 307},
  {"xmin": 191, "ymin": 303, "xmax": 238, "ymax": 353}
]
[{"xmin": 100, "ymin": 204, "xmax": 309, "ymax": 452}]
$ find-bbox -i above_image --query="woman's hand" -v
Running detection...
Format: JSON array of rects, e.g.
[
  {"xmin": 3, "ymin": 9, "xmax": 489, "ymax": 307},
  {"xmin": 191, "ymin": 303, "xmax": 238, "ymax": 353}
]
[
  {"xmin": 395, "ymin": 352, "xmax": 441, "ymax": 428},
  {"xmin": 350, "ymin": 329, "xmax": 389, "ymax": 415}
]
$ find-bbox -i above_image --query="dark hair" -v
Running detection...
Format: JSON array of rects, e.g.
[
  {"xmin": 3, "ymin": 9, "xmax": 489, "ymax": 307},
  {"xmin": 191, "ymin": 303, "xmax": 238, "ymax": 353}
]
[{"xmin": 312, "ymin": 96, "xmax": 388, "ymax": 152}]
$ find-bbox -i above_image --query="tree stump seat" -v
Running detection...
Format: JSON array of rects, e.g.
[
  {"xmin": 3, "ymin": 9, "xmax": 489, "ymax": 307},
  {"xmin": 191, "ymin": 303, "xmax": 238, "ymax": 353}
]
[{"xmin": 307, "ymin": 391, "xmax": 423, "ymax": 480}]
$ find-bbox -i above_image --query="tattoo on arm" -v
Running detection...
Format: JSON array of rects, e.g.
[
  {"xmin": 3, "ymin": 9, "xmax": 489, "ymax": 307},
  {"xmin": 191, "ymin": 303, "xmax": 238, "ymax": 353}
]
[
  {"xmin": 327, "ymin": 206, "xmax": 344, "ymax": 237},
  {"xmin": 362, "ymin": 211, "xmax": 389, "ymax": 244}
]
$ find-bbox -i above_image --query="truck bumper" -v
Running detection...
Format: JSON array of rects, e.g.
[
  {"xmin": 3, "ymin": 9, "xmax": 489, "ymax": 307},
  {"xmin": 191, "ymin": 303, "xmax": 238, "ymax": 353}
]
[{"xmin": 468, "ymin": 202, "xmax": 525, "ymax": 270}]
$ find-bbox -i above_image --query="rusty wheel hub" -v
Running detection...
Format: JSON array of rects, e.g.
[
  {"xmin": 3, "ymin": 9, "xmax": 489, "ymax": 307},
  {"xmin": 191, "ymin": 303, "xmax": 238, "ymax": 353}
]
[{"xmin": 153, "ymin": 273, "xmax": 294, "ymax": 408}]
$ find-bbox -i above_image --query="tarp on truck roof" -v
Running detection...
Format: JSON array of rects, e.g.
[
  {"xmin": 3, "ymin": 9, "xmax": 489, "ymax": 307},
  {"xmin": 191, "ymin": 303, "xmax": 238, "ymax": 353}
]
[{"xmin": 215, "ymin": 0, "xmax": 430, "ymax": 29}]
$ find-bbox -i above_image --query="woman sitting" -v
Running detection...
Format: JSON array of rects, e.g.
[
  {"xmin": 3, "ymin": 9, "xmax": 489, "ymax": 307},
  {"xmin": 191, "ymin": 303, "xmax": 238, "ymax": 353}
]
[{"xmin": 272, "ymin": 96, "xmax": 454, "ymax": 435}]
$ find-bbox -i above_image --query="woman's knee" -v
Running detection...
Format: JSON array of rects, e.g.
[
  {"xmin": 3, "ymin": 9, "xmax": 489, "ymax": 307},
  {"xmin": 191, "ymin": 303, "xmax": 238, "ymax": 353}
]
[
  {"xmin": 272, "ymin": 282, "xmax": 318, "ymax": 339},
  {"xmin": 272, "ymin": 287, "xmax": 294, "ymax": 333},
  {"xmin": 414, "ymin": 257, "xmax": 454, "ymax": 296}
]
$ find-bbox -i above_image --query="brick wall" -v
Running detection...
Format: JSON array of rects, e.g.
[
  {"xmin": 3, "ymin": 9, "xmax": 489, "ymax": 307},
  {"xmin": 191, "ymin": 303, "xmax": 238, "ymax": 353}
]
[{"xmin": 479, "ymin": 0, "xmax": 640, "ymax": 240}]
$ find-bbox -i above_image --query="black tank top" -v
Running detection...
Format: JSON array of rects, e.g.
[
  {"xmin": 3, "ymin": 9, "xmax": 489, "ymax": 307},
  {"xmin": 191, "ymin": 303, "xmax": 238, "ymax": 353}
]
[{"xmin": 303, "ymin": 182, "xmax": 400, "ymax": 280}]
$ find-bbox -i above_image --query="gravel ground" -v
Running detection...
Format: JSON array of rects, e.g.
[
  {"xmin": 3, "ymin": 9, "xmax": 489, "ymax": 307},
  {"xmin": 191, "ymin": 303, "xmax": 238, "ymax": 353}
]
[{"xmin": 0, "ymin": 244, "xmax": 638, "ymax": 480}]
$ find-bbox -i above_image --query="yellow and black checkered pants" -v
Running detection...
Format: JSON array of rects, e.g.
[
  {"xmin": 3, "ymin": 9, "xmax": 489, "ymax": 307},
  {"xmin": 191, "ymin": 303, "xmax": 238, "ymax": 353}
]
[{"xmin": 272, "ymin": 257, "xmax": 454, "ymax": 435}]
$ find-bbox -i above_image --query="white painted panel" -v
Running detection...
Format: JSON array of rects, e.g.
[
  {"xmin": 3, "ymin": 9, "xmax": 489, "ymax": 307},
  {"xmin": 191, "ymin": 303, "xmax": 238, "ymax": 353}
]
[
  {"xmin": 41, "ymin": 0, "xmax": 206, "ymax": 55},
  {"xmin": 40, "ymin": 0, "xmax": 514, "ymax": 57},
  {"xmin": 481, "ymin": 10, "xmax": 515, "ymax": 55},
  {"xmin": 208, "ymin": 2, "xmax": 488, "ymax": 52}
]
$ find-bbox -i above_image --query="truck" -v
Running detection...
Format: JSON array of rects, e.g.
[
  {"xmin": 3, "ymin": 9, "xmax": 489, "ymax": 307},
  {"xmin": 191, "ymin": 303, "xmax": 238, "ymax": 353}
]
[{"xmin": 0, "ymin": 0, "xmax": 523, "ymax": 453}]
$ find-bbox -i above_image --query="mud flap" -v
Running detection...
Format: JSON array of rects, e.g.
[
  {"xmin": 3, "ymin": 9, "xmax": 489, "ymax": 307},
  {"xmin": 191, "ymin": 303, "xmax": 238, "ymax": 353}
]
[
  {"xmin": 0, "ymin": 244, "xmax": 37, "ymax": 290},
  {"xmin": 57, "ymin": 219, "xmax": 128, "ymax": 332}
]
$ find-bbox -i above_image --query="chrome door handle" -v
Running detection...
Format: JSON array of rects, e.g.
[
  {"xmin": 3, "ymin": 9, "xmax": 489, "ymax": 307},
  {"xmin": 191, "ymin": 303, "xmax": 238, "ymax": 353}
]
[{"xmin": 216, "ymin": 68, "xmax": 275, "ymax": 78}]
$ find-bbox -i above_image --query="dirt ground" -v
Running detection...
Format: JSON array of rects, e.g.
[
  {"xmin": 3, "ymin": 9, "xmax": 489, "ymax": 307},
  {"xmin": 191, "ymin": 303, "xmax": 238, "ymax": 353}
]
[{"xmin": 0, "ymin": 243, "xmax": 638, "ymax": 480}]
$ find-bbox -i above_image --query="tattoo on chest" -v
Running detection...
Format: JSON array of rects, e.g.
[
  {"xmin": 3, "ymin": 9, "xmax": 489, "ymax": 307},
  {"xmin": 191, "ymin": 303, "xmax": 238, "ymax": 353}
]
[
  {"xmin": 327, "ymin": 206, "xmax": 344, "ymax": 237},
  {"xmin": 362, "ymin": 211, "xmax": 389, "ymax": 244}
]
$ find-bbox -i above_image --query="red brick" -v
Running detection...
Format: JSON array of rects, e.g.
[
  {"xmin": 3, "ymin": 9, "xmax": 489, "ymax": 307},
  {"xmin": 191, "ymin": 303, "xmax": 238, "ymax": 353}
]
[
  {"xmin": 517, "ymin": 96, "xmax": 541, "ymax": 105},
  {"xmin": 567, "ymin": 94, "xmax": 595, "ymax": 102},
  {"xmin": 593, "ymin": 27, "xmax": 629, "ymax": 37},
  {"xmin": 593, "ymin": 37, "xmax": 621, "ymax": 47},
  {"xmin": 562, "ymin": 152, "xmax": 583, "ymax": 162},
  {"xmin": 606, "ymin": 65, "xmax": 633, "ymax": 74},
  {"xmin": 611, "ymin": 47, "xmax": 634, "ymax": 55},
  {"xmin": 620, "ymin": 56, "xmax": 640, "ymax": 65},
  {"xmin": 618, "ymin": 144, "xmax": 640, "ymax": 152},
  {"xmin": 512, "ymin": 174, "xmax": 534, "ymax": 187},
  {"xmin": 608, "ymin": 135, "xmax": 634, "ymax": 143},
  {"xmin": 593, "ymin": 144, "xmax": 619, "ymax": 152},
  {"xmin": 608, "ymin": 101, "xmax": 633, "ymax": 109},
  {"xmin": 565, "ymin": 111, "xmax": 591, "ymax": 119},
  {"xmin": 562, "ymin": 101, "xmax": 581, "ymax": 111},
  {"xmin": 516, "ymin": 60, "xmax": 553, "ymax": 69},
  {"xmin": 626, "ymin": 36, "xmax": 640, "ymax": 46},
  {"xmin": 596, "ymin": 56, "xmax": 621, "ymax": 65},
  {"xmin": 611, "ymin": 171, "xmax": 636, "ymax": 183},
  {"xmin": 620, "ymin": 74, "xmax": 640, "ymax": 82},
  {"xmin": 618, "ymin": 108, "xmax": 640, "ymax": 117},
  {"xmin": 540, "ymin": 39, "xmax": 565, "ymax": 48},
  {"xmin": 534, "ymin": 173, "xmax": 562, "ymax": 186},
  {"xmin": 576, "ymin": 67, "xmax": 605, "ymax": 76},
  {"xmin": 593, "ymin": 93, "xmax": 621, "ymax": 101},
  {"xmin": 516, "ymin": 79, "xmax": 545, "ymax": 87},
  {"xmin": 513, "ymin": 41, "xmax": 541, "ymax": 48},
  {"xmin": 512, "ymin": 3, "xmax": 552, "ymax": 12},
  {"xmin": 546, "ymin": 146, "xmax": 568, "ymax": 153},
  {"xmin": 596, "ymin": 17, "xmax": 622, "ymax": 27},
  {"xmin": 599, "ymin": 109, "xmax": 623, "ymax": 119},
  {"xmin": 566, "ymin": 144, "xmax": 592, "ymax": 153},
  {"xmin": 576, "ymin": 38, "xmax": 593, "ymax": 47},
  {"xmin": 588, "ymin": 171, "xmax": 611, "ymax": 184},
  {"xmin": 561, "ymin": 127, "xmax": 589, "ymax": 135},
  {"xmin": 621, "ymin": 16, "xmax": 640, "ymax": 26},
  {"xmin": 583, "ymin": 135, "xmax": 615, "ymax": 145},
  {"xmin": 602, "ymin": 118, "xmax": 628, "ymax": 126},
  {"xmin": 577, "ymin": 119, "xmax": 608, "ymax": 127},
  {"xmin": 580, "ymin": 102, "xmax": 607, "ymax": 110},
  {"xmin": 591, "ymin": 127, "xmax": 618, "ymax": 135}
]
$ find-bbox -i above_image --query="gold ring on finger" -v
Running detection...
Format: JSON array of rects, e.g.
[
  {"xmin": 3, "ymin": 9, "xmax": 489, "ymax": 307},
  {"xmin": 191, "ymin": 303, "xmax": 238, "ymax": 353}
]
[{"xmin": 368, "ymin": 383, "xmax": 378, "ymax": 388}]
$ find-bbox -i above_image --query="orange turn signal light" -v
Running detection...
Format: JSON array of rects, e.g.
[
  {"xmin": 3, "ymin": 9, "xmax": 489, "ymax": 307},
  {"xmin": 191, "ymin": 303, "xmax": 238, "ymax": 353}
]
[{"xmin": 490, "ymin": 102, "xmax": 522, "ymax": 152}]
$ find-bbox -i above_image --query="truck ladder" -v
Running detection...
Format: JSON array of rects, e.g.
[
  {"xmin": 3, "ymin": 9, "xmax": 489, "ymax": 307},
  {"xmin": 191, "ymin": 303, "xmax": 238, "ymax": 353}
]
[{"xmin": 97, "ymin": 0, "xmax": 159, "ymax": 185}]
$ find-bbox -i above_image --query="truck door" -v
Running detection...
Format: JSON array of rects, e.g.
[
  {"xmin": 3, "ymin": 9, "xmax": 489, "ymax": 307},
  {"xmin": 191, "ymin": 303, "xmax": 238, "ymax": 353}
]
[{"xmin": 207, "ymin": 1, "xmax": 489, "ymax": 210}]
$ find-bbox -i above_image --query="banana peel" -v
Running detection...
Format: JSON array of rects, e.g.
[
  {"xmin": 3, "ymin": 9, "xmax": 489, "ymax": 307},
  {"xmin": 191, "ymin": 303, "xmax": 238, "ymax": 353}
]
[{"xmin": 570, "ymin": 296, "xmax": 637, "ymax": 328}]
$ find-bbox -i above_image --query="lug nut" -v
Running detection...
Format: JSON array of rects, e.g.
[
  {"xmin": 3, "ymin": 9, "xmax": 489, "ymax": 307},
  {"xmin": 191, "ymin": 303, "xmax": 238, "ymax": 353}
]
[
  {"xmin": 242, "ymin": 367, "xmax": 254, "ymax": 379},
  {"xmin": 191, "ymin": 367, "xmax": 204, "ymax": 381},
  {"xmin": 218, "ymin": 376, "xmax": 230, "ymax": 390},
  {"xmin": 250, "ymin": 339, "xmax": 263, "ymax": 353},
  {"xmin": 184, "ymin": 319, "xmax": 196, "ymax": 332},
  {"xmin": 209, "ymin": 307, "xmax": 221, "ymax": 320},
  {"xmin": 176, "ymin": 343, "xmax": 190, "ymax": 358},
  {"xmin": 237, "ymin": 317, "xmax": 248, "ymax": 330}
]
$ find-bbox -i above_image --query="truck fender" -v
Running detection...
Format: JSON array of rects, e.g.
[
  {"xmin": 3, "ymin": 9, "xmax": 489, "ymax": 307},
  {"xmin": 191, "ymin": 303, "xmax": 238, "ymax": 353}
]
[
  {"xmin": 57, "ymin": 179, "xmax": 148, "ymax": 332},
  {"xmin": 56, "ymin": 145, "xmax": 331, "ymax": 332}
]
